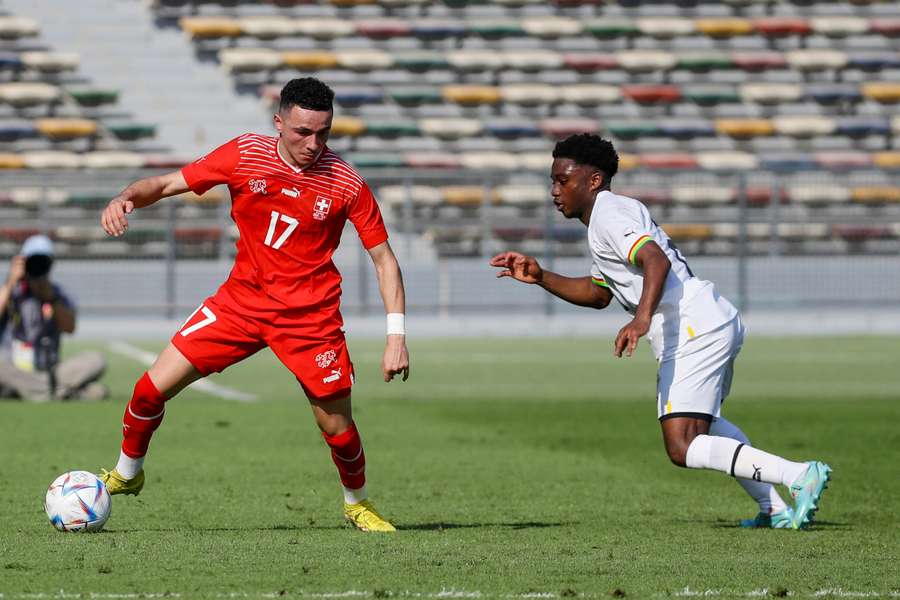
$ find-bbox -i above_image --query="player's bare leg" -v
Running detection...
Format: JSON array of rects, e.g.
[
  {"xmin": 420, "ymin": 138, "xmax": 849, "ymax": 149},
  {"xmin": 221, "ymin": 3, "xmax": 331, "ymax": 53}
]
[
  {"xmin": 665, "ymin": 416, "xmax": 831, "ymax": 529},
  {"xmin": 309, "ymin": 393, "xmax": 395, "ymax": 532},
  {"xmin": 100, "ymin": 344, "xmax": 202, "ymax": 495}
]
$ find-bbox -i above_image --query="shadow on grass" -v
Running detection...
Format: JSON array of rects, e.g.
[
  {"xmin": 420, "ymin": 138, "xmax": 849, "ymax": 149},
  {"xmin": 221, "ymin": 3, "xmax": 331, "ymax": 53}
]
[
  {"xmin": 398, "ymin": 521, "xmax": 571, "ymax": 531},
  {"xmin": 712, "ymin": 519, "xmax": 852, "ymax": 531},
  {"xmin": 109, "ymin": 521, "xmax": 572, "ymax": 534}
]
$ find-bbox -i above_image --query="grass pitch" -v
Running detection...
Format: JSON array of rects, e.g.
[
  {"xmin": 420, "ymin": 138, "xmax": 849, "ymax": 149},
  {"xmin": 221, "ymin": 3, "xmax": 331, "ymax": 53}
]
[{"xmin": 1, "ymin": 336, "xmax": 899, "ymax": 599}]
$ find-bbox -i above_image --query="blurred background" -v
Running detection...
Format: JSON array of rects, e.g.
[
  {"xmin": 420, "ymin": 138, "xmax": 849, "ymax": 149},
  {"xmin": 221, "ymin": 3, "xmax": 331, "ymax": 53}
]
[{"xmin": 0, "ymin": 0, "xmax": 897, "ymax": 331}]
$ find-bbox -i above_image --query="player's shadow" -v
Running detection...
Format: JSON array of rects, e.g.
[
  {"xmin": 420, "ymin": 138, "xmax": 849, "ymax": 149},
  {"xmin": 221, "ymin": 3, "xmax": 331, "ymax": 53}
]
[
  {"xmin": 112, "ymin": 522, "xmax": 570, "ymax": 533},
  {"xmin": 399, "ymin": 521, "xmax": 571, "ymax": 531},
  {"xmin": 712, "ymin": 519, "xmax": 852, "ymax": 531},
  {"xmin": 302, "ymin": 521, "xmax": 571, "ymax": 531}
]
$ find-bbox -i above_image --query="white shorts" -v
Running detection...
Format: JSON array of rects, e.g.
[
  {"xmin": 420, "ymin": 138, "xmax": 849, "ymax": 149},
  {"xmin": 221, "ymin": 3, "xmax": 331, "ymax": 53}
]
[{"xmin": 657, "ymin": 316, "xmax": 745, "ymax": 422}]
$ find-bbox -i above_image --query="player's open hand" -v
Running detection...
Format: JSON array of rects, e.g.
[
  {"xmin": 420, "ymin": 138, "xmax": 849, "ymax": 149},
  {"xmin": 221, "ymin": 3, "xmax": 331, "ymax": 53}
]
[
  {"xmin": 490, "ymin": 251, "xmax": 543, "ymax": 285},
  {"xmin": 6, "ymin": 255, "xmax": 25, "ymax": 286},
  {"xmin": 383, "ymin": 335, "xmax": 409, "ymax": 382},
  {"xmin": 101, "ymin": 195, "xmax": 135, "ymax": 237},
  {"xmin": 614, "ymin": 316, "xmax": 650, "ymax": 358}
]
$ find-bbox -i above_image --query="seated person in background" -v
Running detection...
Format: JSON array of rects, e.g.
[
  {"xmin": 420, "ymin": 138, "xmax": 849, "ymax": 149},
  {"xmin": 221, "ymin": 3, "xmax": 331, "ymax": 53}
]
[{"xmin": 0, "ymin": 234, "xmax": 107, "ymax": 401}]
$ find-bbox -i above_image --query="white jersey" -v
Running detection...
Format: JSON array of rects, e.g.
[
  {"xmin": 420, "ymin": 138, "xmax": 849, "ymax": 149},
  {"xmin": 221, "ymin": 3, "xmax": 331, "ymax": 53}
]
[{"xmin": 587, "ymin": 190, "xmax": 738, "ymax": 361}]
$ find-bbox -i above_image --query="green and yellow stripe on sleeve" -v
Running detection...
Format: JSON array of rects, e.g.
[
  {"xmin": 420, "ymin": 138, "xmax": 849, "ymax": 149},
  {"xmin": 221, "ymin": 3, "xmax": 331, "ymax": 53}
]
[
  {"xmin": 591, "ymin": 276, "xmax": 609, "ymax": 288},
  {"xmin": 627, "ymin": 234, "xmax": 653, "ymax": 265}
]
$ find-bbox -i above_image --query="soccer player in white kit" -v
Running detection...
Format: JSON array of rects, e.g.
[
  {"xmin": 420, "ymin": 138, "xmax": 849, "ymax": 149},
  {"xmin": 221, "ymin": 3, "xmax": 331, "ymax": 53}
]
[{"xmin": 490, "ymin": 134, "xmax": 831, "ymax": 529}]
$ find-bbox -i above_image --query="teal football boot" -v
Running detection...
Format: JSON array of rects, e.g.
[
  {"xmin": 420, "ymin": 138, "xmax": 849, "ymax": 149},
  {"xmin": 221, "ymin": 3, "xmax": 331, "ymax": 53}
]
[
  {"xmin": 740, "ymin": 508, "xmax": 793, "ymax": 529},
  {"xmin": 789, "ymin": 461, "xmax": 832, "ymax": 529}
]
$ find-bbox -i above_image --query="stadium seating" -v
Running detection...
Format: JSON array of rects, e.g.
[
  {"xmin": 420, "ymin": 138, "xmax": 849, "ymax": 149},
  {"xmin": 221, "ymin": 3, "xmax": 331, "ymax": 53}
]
[{"xmin": 2, "ymin": 1, "xmax": 897, "ymax": 262}]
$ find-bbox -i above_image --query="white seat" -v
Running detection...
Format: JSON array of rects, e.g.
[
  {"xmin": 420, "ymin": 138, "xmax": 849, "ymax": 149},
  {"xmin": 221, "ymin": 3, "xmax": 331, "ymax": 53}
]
[
  {"xmin": 520, "ymin": 17, "xmax": 582, "ymax": 37},
  {"xmin": 459, "ymin": 152, "xmax": 519, "ymax": 171},
  {"xmin": 740, "ymin": 83, "xmax": 803, "ymax": 104},
  {"xmin": 23, "ymin": 151, "xmax": 82, "ymax": 169},
  {"xmin": 0, "ymin": 82, "xmax": 60, "ymax": 107},
  {"xmin": 419, "ymin": 118, "xmax": 483, "ymax": 139},
  {"xmin": 20, "ymin": 52, "xmax": 79, "ymax": 73},
  {"xmin": 218, "ymin": 48, "xmax": 281, "ymax": 72},
  {"xmin": 786, "ymin": 50, "xmax": 848, "ymax": 71},
  {"xmin": 501, "ymin": 84, "xmax": 559, "ymax": 105},
  {"xmin": 238, "ymin": 17, "xmax": 297, "ymax": 39},
  {"xmin": 616, "ymin": 50, "xmax": 676, "ymax": 72},
  {"xmin": 559, "ymin": 84, "xmax": 622, "ymax": 105},
  {"xmin": 773, "ymin": 116, "xmax": 836, "ymax": 137},
  {"xmin": 788, "ymin": 185, "xmax": 851, "ymax": 203},
  {"xmin": 81, "ymin": 151, "xmax": 146, "ymax": 169},
  {"xmin": 696, "ymin": 151, "xmax": 759, "ymax": 170}
]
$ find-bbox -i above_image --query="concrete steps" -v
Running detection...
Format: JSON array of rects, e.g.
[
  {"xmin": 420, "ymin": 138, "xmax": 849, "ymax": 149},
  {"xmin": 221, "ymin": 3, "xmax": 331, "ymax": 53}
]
[{"xmin": 3, "ymin": 0, "xmax": 267, "ymax": 156}]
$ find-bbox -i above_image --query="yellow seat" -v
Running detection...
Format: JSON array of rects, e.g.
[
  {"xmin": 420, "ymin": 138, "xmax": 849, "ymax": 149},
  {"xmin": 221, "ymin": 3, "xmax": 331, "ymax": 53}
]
[
  {"xmin": 280, "ymin": 51, "xmax": 338, "ymax": 70},
  {"xmin": 0, "ymin": 153, "xmax": 26, "ymax": 169},
  {"xmin": 35, "ymin": 118, "xmax": 97, "ymax": 140},
  {"xmin": 618, "ymin": 153, "xmax": 640, "ymax": 170},
  {"xmin": 442, "ymin": 85, "xmax": 502, "ymax": 105},
  {"xmin": 442, "ymin": 186, "xmax": 493, "ymax": 207},
  {"xmin": 872, "ymin": 152, "xmax": 900, "ymax": 169},
  {"xmin": 862, "ymin": 83, "xmax": 900, "ymax": 103},
  {"xmin": 851, "ymin": 186, "xmax": 900, "ymax": 203},
  {"xmin": 179, "ymin": 17, "xmax": 241, "ymax": 39},
  {"xmin": 695, "ymin": 18, "xmax": 753, "ymax": 37},
  {"xmin": 330, "ymin": 117, "xmax": 366, "ymax": 137},
  {"xmin": 659, "ymin": 223, "xmax": 712, "ymax": 241},
  {"xmin": 715, "ymin": 119, "xmax": 775, "ymax": 138}
]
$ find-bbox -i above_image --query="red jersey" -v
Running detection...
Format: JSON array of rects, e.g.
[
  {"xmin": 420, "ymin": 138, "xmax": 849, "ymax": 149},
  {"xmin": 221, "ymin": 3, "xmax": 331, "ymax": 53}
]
[{"xmin": 181, "ymin": 134, "xmax": 388, "ymax": 311}]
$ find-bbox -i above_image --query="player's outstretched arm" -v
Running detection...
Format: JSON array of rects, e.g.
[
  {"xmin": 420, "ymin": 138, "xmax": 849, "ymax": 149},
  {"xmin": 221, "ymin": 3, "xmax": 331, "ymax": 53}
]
[
  {"xmin": 490, "ymin": 251, "xmax": 611, "ymax": 309},
  {"xmin": 613, "ymin": 241, "xmax": 670, "ymax": 358},
  {"xmin": 101, "ymin": 170, "xmax": 190, "ymax": 237},
  {"xmin": 367, "ymin": 240, "xmax": 410, "ymax": 382}
]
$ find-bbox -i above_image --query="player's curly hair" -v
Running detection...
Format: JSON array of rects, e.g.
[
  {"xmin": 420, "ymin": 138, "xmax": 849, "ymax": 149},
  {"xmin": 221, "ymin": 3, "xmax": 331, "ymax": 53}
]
[
  {"xmin": 552, "ymin": 134, "xmax": 619, "ymax": 179},
  {"xmin": 279, "ymin": 77, "xmax": 334, "ymax": 112}
]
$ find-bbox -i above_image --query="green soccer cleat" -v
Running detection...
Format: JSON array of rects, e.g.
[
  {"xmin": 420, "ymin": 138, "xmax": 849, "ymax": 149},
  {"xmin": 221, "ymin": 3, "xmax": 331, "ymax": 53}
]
[
  {"xmin": 98, "ymin": 468, "xmax": 145, "ymax": 496},
  {"xmin": 740, "ymin": 508, "xmax": 793, "ymax": 529},
  {"xmin": 789, "ymin": 461, "xmax": 832, "ymax": 530},
  {"xmin": 343, "ymin": 499, "xmax": 396, "ymax": 533}
]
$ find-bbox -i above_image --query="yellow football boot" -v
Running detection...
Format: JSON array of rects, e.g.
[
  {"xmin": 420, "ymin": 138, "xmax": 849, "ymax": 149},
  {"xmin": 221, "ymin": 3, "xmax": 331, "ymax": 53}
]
[
  {"xmin": 98, "ymin": 468, "xmax": 145, "ymax": 496},
  {"xmin": 343, "ymin": 499, "xmax": 396, "ymax": 532}
]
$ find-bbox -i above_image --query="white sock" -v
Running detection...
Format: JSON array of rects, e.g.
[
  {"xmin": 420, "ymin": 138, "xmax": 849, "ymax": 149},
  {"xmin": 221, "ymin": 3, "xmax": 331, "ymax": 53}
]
[
  {"xmin": 685, "ymin": 434, "xmax": 808, "ymax": 488},
  {"xmin": 710, "ymin": 418, "xmax": 789, "ymax": 514},
  {"xmin": 115, "ymin": 451, "xmax": 144, "ymax": 479},
  {"xmin": 343, "ymin": 484, "xmax": 367, "ymax": 505}
]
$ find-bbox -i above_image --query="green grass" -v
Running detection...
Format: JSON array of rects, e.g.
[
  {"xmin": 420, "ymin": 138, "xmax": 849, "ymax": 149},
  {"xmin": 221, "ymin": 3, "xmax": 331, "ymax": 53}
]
[{"xmin": 1, "ymin": 336, "xmax": 899, "ymax": 599}]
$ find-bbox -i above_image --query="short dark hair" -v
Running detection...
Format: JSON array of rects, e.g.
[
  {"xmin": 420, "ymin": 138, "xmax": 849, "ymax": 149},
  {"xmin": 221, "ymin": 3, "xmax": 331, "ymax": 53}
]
[
  {"xmin": 279, "ymin": 77, "xmax": 334, "ymax": 113},
  {"xmin": 552, "ymin": 134, "xmax": 619, "ymax": 180}
]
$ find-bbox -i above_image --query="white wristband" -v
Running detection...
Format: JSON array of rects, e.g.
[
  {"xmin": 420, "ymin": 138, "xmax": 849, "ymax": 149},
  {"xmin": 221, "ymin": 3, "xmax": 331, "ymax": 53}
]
[{"xmin": 386, "ymin": 313, "xmax": 405, "ymax": 335}]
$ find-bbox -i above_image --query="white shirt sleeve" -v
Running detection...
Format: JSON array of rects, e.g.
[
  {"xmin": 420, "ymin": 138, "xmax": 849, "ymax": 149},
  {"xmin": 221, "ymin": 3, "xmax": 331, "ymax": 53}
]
[{"xmin": 596, "ymin": 211, "xmax": 655, "ymax": 266}]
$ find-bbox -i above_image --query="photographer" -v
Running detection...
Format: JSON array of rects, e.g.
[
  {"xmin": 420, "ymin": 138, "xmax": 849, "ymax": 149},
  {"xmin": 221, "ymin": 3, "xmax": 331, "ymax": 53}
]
[{"xmin": 0, "ymin": 234, "xmax": 107, "ymax": 401}]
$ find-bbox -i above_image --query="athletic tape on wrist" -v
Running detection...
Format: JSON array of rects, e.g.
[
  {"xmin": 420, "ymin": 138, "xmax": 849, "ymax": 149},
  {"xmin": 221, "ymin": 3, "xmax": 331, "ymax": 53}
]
[{"xmin": 386, "ymin": 313, "xmax": 405, "ymax": 336}]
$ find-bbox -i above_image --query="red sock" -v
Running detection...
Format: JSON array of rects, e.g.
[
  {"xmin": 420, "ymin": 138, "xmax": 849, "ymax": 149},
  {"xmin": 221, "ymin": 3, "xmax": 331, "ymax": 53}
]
[
  {"xmin": 322, "ymin": 421, "xmax": 366, "ymax": 491},
  {"xmin": 121, "ymin": 372, "xmax": 167, "ymax": 459}
]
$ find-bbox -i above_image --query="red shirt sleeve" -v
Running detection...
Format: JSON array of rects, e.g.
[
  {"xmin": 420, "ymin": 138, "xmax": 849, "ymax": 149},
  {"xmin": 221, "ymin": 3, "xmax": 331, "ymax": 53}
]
[
  {"xmin": 181, "ymin": 137, "xmax": 241, "ymax": 195},
  {"xmin": 349, "ymin": 182, "xmax": 389, "ymax": 249}
]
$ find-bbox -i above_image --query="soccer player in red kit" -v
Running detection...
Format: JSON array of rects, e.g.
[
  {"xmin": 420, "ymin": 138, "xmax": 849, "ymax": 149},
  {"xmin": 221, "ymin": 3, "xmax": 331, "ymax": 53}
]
[{"xmin": 97, "ymin": 78, "xmax": 408, "ymax": 532}]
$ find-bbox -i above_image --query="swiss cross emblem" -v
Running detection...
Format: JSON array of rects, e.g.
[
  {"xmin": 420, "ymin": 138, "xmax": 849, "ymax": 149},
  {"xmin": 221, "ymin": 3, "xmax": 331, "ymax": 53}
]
[
  {"xmin": 315, "ymin": 349, "xmax": 336, "ymax": 368},
  {"xmin": 249, "ymin": 179, "xmax": 267, "ymax": 195},
  {"xmin": 313, "ymin": 195, "xmax": 332, "ymax": 221}
]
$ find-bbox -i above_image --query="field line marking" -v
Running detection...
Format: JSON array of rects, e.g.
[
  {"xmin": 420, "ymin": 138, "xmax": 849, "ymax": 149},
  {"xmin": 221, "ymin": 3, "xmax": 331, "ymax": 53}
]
[{"xmin": 108, "ymin": 341, "xmax": 258, "ymax": 403}]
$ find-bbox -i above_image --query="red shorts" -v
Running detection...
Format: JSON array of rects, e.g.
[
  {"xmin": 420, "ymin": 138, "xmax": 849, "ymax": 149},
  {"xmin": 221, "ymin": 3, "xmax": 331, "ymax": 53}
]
[{"xmin": 171, "ymin": 285, "xmax": 354, "ymax": 400}]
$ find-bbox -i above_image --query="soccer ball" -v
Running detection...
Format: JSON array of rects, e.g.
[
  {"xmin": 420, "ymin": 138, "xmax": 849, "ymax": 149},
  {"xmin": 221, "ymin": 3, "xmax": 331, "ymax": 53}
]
[{"xmin": 44, "ymin": 471, "xmax": 111, "ymax": 533}]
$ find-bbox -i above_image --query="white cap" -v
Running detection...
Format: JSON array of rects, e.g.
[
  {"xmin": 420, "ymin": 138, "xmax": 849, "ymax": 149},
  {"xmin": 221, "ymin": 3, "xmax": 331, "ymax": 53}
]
[{"xmin": 21, "ymin": 234, "xmax": 54, "ymax": 257}]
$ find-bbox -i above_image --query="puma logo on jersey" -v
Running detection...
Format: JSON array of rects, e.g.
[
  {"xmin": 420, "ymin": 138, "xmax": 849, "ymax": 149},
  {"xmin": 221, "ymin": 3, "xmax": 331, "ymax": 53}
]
[
  {"xmin": 281, "ymin": 187, "xmax": 300, "ymax": 198},
  {"xmin": 323, "ymin": 368, "xmax": 342, "ymax": 384},
  {"xmin": 624, "ymin": 230, "xmax": 636, "ymax": 237}
]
